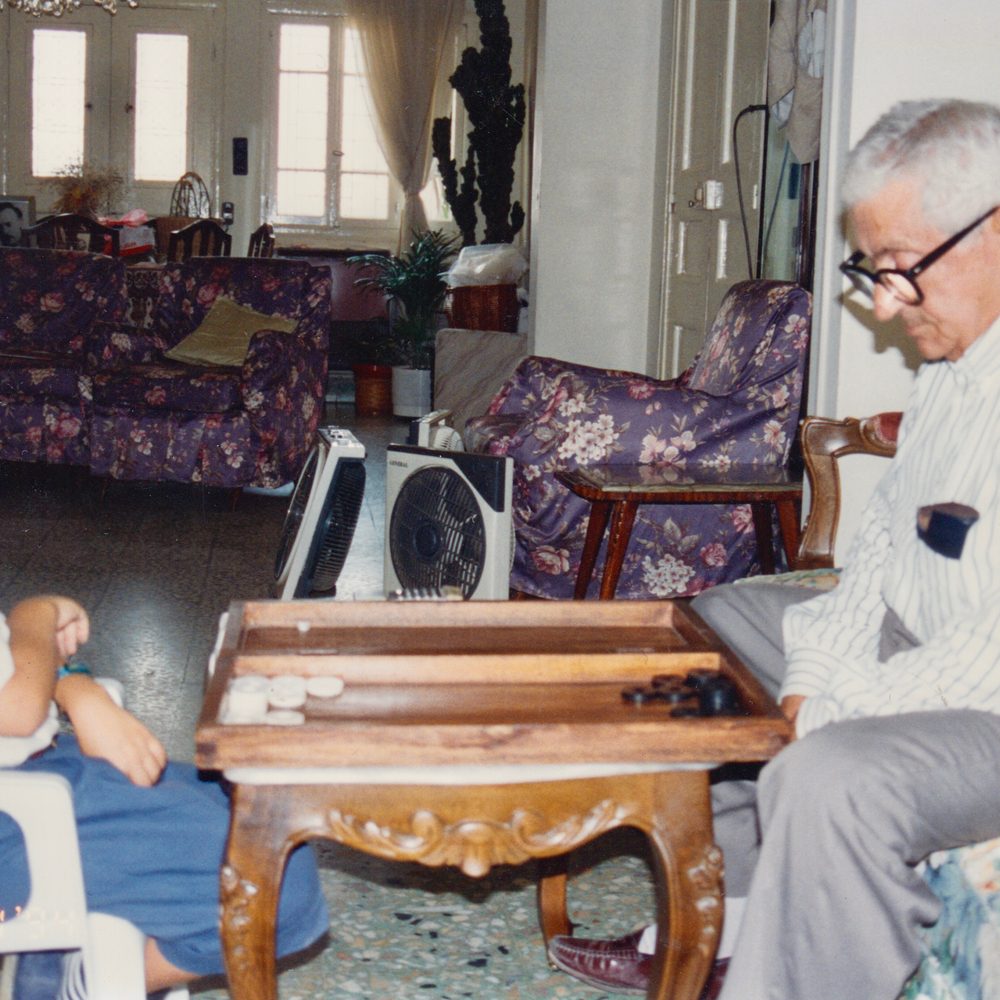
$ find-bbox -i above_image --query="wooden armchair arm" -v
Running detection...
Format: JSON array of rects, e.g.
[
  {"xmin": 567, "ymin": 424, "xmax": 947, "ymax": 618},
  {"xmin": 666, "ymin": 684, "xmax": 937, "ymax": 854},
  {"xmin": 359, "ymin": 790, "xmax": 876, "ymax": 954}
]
[{"xmin": 795, "ymin": 411, "xmax": 901, "ymax": 570}]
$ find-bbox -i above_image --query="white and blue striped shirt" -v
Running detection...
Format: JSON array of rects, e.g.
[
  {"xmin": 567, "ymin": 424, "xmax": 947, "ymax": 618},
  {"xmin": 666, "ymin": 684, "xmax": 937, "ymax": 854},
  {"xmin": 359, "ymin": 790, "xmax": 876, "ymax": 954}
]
[{"xmin": 782, "ymin": 316, "xmax": 1000, "ymax": 736}]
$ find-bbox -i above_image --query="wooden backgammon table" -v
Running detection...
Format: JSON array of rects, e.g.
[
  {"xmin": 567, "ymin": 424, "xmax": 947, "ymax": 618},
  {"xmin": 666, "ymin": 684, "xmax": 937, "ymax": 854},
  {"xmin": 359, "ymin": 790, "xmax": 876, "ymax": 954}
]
[{"xmin": 195, "ymin": 598, "xmax": 791, "ymax": 1000}]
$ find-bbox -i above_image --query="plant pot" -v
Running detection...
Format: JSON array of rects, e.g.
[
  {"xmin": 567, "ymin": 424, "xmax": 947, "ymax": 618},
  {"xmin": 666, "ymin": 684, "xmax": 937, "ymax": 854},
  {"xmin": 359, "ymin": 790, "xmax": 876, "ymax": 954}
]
[
  {"xmin": 391, "ymin": 366, "xmax": 433, "ymax": 418},
  {"xmin": 446, "ymin": 283, "xmax": 520, "ymax": 333},
  {"xmin": 352, "ymin": 363, "xmax": 392, "ymax": 416}
]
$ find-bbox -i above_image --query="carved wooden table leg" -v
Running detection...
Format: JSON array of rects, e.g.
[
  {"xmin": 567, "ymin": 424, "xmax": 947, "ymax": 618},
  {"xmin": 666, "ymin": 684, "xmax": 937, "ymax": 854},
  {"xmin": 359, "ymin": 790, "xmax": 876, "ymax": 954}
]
[
  {"xmin": 221, "ymin": 784, "xmax": 322, "ymax": 1000},
  {"xmin": 219, "ymin": 773, "xmax": 720, "ymax": 1000},
  {"xmin": 537, "ymin": 858, "xmax": 572, "ymax": 944},
  {"xmin": 643, "ymin": 770, "xmax": 721, "ymax": 1000}
]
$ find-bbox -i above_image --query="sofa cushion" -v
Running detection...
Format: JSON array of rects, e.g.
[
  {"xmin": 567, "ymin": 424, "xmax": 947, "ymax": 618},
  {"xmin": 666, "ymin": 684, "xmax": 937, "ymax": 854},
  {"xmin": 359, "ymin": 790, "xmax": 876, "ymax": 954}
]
[
  {"xmin": 0, "ymin": 248, "xmax": 127, "ymax": 358},
  {"xmin": 163, "ymin": 297, "xmax": 297, "ymax": 368},
  {"xmin": 152, "ymin": 258, "xmax": 312, "ymax": 350},
  {"xmin": 92, "ymin": 363, "xmax": 242, "ymax": 413},
  {"xmin": 0, "ymin": 354, "xmax": 86, "ymax": 404}
]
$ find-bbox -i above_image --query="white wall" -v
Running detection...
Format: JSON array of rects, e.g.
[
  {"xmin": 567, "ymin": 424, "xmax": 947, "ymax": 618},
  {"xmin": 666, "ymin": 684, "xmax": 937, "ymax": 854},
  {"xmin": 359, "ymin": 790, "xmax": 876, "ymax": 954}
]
[
  {"xmin": 812, "ymin": 0, "xmax": 1000, "ymax": 558},
  {"xmin": 529, "ymin": 0, "xmax": 672, "ymax": 372}
]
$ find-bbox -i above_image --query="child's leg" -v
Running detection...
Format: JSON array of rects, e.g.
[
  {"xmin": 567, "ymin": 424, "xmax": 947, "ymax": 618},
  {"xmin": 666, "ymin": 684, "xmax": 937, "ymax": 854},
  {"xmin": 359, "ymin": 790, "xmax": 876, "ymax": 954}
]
[{"xmin": 12, "ymin": 737, "xmax": 329, "ymax": 978}]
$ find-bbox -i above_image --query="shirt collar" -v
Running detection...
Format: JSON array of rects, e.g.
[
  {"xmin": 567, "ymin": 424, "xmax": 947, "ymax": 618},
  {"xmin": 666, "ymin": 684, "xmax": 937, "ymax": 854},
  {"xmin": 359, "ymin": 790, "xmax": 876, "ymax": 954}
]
[{"xmin": 949, "ymin": 314, "xmax": 1000, "ymax": 386}]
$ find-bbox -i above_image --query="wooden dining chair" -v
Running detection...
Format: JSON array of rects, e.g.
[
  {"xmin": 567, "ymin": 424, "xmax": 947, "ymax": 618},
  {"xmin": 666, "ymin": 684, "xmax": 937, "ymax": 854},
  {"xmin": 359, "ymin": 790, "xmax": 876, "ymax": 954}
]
[
  {"xmin": 169, "ymin": 171, "xmax": 212, "ymax": 218},
  {"xmin": 247, "ymin": 222, "xmax": 275, "ymax": 258},
  {"xmin": 21, "ymin": 213, "xmax": 120, "ymax": 256},
  {"xmin": 165, "ymin": 218, "xmax": 231, "ymax": 262}
]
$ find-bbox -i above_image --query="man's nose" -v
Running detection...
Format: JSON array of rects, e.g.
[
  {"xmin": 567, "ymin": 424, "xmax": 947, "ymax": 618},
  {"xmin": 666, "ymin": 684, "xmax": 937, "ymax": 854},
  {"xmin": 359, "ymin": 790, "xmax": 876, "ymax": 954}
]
[{"xmin": 872, "ymin": 283, "xmax": 905, "ymax": 322}]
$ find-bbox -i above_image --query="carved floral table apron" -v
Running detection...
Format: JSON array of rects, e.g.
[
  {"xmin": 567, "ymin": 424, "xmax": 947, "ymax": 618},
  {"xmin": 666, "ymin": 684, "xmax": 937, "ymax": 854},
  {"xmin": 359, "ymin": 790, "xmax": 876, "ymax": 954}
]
[{"xmin": 195, "ymin": 599, "xmax": 790, "ymax": 1000}]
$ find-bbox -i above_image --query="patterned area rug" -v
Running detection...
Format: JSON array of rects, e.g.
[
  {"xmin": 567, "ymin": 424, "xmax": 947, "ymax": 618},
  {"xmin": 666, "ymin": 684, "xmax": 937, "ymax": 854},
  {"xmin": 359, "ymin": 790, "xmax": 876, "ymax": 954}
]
[{"xmin": 194, "ymin": 831, "xmax": 657, "ymax": 999}]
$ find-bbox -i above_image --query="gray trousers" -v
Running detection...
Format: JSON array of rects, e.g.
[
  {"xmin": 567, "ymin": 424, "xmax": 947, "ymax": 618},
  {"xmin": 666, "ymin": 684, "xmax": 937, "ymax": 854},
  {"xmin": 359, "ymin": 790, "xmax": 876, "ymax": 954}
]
[{"xmin": 691, "ymin": 581, "xmax": 1000, "ymax": 1000}]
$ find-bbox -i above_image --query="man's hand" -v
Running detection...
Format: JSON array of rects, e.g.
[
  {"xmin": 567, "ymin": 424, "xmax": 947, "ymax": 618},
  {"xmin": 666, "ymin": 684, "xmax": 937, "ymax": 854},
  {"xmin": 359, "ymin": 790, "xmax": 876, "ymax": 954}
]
[
  {"xmin": 60, "ymin": 680, "xmax": 166, "ymax": 786},
  {"xmin": 780, "ymin": 694, "xmax": 805, "ymax": 726}
]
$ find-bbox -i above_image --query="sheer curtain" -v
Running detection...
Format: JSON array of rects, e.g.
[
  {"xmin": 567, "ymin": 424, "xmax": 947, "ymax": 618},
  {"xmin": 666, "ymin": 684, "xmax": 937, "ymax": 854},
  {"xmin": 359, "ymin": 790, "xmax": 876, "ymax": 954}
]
[{"xmin": 344, "ymin": 0, "xmax": 463, "ymax": 251}]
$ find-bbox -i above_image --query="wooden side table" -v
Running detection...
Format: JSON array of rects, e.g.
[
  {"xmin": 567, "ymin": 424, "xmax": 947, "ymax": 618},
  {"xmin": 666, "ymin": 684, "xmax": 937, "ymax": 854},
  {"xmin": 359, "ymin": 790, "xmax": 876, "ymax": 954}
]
[
  {"xmin": 195, "ymin": 599, "xmax": 791, "ymax": 1000},
  {"xmin": 556, "ymin": 464, "xmax": 803, "ymax": 599}
]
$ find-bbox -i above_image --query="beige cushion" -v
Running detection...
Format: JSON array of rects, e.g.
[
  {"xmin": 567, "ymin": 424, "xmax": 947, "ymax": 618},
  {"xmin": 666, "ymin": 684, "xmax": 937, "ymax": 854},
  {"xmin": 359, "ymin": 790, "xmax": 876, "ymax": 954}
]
[{"xmin": 164, "ymin": 298, "xmax": 296, "ymax": 368}]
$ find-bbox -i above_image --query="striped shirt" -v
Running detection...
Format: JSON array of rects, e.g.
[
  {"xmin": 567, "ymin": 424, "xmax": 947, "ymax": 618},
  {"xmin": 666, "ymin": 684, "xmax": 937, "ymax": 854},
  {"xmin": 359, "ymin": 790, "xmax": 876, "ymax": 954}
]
[{"xmin": 782, "ymin": 315, "xmax": 1000, "ymax": 736}]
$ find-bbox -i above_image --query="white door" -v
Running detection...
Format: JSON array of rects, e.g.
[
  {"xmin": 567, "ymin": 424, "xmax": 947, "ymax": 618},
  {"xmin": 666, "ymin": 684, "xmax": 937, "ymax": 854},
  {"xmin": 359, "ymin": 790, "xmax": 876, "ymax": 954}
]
[
  {"xmin": 659, "ymin": 0, "xmax": 771, "ymax": 377},
  {"xmin": 6, "ymin": 4, "xmax": 219, "ymax": 218}
]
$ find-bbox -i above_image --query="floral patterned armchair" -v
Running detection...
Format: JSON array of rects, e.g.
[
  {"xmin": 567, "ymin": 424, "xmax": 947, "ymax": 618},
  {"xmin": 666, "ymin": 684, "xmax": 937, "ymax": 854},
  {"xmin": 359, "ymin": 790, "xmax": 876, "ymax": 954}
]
[
  {"xmin": 86, "ymin": 257, "xmax": 331, "ymax": 488},
  {"xmin": 465, "ymin": 280, "xmax": 812, "ymax": 599},
  {"xmin": 0, "ymin": 248, "xmax": 127, "ymax": 467}
]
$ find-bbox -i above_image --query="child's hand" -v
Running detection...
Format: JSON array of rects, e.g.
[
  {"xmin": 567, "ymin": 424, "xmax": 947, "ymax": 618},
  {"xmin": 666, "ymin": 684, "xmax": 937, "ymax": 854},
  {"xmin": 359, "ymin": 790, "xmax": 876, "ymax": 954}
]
[
  {"xmin": 66, "ymin": 683, "xmax": 167, "ymax": 786},
  {"xmin": 49, "ymin": 596, "xmax": 89, "ymax": 660}
]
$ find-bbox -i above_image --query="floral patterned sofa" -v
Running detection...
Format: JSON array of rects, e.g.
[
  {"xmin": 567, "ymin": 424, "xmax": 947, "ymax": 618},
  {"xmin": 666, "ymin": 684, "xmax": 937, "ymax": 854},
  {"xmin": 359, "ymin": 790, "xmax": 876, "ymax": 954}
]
[
  {"xmin": 465, "ymin": 280, "xmax": 812, "ymax": 599},
  {"xmin": 86, "ymin": 257, "xmax": 330, "ymax": 488},
  {"xmin": 0, "ymin": 249, "xmax": 330, "ymax": 489},
  {"xmin": 0, "ymin": 247, "xmax": 128, "ymax": 467}
]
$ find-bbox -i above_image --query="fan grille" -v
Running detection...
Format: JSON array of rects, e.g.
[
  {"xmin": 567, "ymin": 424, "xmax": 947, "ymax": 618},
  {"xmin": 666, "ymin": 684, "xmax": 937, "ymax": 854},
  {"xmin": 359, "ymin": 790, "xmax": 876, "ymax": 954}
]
[
  {"xmin": 389, "ymin": 466, "xmax": 485, "ymax": 598},
  {"xmin": 274, "ymin": 444, "xmax": 318, "ymax": 583},
  {"xmin": 306, "ymin": 460, "xmax": 366, "ymax": 595}
]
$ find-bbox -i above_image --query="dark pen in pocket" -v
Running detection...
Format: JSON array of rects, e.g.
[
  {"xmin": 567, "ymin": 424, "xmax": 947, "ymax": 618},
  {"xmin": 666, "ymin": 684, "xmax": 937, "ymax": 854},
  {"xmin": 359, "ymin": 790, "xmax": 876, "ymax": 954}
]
[{"xmin": 917, "ymin": 502, "xmax": 979, "ymax": 559}]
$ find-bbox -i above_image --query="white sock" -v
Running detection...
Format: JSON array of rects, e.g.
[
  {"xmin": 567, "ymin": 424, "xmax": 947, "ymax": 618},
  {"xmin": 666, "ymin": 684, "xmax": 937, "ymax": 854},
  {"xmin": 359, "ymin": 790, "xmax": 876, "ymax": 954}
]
[{"xmin": 636, "ymin": 897, "xmax": 746, "ymax": 959}]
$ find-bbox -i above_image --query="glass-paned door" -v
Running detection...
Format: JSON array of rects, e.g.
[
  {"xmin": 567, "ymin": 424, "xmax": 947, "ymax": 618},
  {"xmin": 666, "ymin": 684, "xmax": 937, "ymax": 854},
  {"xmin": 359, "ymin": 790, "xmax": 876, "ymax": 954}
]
[{"xmin": 7, "ymin": 4, "xmax": 218, "ymax": 217}]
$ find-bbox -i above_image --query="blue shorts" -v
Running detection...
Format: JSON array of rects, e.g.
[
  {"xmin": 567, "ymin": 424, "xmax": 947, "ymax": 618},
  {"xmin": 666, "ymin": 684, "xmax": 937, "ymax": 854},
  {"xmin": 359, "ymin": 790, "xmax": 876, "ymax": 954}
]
[{"xmin": 0, "ymin": 736, "xmax": 329, "ymax": 975}]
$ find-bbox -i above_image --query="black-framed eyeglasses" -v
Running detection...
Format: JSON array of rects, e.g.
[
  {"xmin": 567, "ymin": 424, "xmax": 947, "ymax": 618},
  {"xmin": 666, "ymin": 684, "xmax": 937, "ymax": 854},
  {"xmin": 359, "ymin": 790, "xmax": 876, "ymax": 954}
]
[{"xmin": 840, "ymin": 205, "xmax": 998, "ymax": 306}]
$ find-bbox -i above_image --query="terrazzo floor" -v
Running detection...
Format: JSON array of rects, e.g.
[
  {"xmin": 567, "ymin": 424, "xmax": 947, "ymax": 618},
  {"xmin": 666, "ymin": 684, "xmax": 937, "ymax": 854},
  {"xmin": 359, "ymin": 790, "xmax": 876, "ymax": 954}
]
[{"xmin": 0, "ymin": 405, "xmax": 660, "ymax": 999}]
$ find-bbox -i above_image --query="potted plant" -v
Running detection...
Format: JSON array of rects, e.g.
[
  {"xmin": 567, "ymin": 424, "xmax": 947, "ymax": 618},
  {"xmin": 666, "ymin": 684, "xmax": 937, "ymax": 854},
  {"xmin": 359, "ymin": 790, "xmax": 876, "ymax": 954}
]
[
  {"xmin": 350, "ymin": 325, "xmax": 394, "ymax": 418},
  {"xmin": 348, "ymin": 230, "xmax": 459, "ymax": 418},
  {"xmin": 430, "ymin": 0, "xmax": 526, "ymax": 332},
  {"xmin": 47, "ymin": 161, "xmax": 125, "ymax": 218},
  {"xmin": 431, "ymin": 0, "xmax": 525, "ymax": 247}
]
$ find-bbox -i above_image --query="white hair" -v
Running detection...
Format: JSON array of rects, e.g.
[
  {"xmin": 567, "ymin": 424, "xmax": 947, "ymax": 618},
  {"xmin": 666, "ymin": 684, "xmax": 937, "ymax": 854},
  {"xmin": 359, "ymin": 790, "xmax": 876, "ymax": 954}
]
[{"xmin": 842, "ymin": 99, "xmax": 1000, "ymax": 232}]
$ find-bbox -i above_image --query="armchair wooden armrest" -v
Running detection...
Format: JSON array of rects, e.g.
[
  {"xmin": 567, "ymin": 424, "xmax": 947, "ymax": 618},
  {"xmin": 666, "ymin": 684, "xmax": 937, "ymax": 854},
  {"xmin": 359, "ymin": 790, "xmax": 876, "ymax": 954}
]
[{"xmin": 795, "ymin": 411, "xmax": 901, "ymax": 570}]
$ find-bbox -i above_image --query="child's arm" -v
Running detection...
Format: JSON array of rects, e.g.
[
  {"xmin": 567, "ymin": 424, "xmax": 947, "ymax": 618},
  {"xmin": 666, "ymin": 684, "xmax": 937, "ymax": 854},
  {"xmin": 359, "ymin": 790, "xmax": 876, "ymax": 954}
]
[
  {"xmin": 56, "ymin": 678, "xmax": 167, "ymax": 787},
  {"xmin": 1, "ymin": 595, "xmax": 88, "ymax": 737},
  {"xmin": 2, "ymin": 595, "xmax": 166, "ymax": 786}
]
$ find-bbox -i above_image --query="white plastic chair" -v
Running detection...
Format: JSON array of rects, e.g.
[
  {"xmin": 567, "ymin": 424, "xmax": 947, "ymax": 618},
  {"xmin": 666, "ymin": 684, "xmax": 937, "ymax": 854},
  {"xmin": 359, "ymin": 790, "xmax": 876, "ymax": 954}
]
[{"xmin": 0, "ymin": 680, "xmax": 189, "ymax": 1000}]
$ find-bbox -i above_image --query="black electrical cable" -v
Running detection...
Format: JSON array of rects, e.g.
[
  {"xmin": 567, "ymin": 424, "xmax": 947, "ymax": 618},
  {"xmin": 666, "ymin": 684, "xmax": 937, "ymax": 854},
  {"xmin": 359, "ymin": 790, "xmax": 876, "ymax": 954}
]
[{"xmin": 733, "ymin": 103, "xmax": 769, "ymax": 279}]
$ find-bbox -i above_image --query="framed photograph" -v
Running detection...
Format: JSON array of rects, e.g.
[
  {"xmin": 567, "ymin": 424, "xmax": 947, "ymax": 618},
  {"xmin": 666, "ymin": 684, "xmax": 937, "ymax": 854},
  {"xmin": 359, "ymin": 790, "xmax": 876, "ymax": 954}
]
[{"xmin": 0, "ymin": 195, "xmax": 36, "ymax": 248}]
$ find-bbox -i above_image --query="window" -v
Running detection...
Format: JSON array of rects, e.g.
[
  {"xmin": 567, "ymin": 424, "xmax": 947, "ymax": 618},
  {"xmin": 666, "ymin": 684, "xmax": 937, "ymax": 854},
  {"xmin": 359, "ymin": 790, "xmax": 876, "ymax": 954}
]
[
  {"xmin": 7, "ymin": 6, "xmax": 217, "ymax": 216},
  {"xmin": 29, "ymin": 27, "xmax": 190, "ymax": 184},
  {"xmin": 276, "ymin": 22, "xmax": 331, "ymax": 219},
  {"xmin": 273, "ymin": 19, "xmax": 391, "ymax": 229},
  {"xmin": 270, "ymin": 14, "xmax": 460, "ymax": 239},
  {"xmin": 31, "ymin": 30, "xmax": 87, "ymax": 177},
  {"xmin": 133, "ymin": 34, "xmax": 189, "ymax": 182}
]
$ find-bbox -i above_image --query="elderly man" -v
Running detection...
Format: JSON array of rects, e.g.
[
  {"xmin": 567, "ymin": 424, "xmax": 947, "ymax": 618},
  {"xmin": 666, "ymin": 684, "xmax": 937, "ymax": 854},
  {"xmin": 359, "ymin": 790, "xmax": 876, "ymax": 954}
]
[{"xmin": 548, "ymin": 97, "xmax": 1000, "ymax": 1000}]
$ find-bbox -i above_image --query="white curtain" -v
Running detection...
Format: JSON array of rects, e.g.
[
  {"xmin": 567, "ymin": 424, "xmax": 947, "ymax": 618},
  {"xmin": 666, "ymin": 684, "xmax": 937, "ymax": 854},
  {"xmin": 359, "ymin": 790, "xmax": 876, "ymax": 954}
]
[{"xmin": 344, "ymin": 0, "xmax": 463, "ymax": 251}]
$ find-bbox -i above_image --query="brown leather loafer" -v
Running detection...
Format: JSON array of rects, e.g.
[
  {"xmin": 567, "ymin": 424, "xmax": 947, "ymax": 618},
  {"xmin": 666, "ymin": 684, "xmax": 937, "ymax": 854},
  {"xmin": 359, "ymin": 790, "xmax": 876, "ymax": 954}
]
[
  {"xmin": 547, "ymin": 930, "xmax": 730, "ymax": 997},
  {"xmin": 547, "ymin": 929, "xmax": 650, "ymax": 994}
]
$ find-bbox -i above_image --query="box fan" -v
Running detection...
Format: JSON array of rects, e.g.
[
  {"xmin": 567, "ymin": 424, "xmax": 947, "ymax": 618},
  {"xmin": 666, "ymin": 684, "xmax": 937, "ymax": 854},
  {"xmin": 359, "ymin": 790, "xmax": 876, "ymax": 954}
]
[
  {"xmin": 273, "ymin": 427, "xmax": 366, "ymax": 599},
  {"xmin": 406, "ymin": 409, "xmax": 464, "ymax": 452},
  {"xmin": 385, "ymin": 444, "xmax": 513, "ymax": 600}
]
